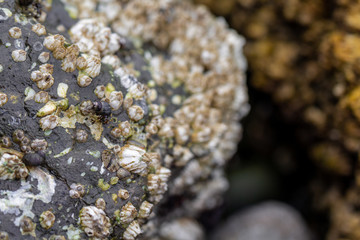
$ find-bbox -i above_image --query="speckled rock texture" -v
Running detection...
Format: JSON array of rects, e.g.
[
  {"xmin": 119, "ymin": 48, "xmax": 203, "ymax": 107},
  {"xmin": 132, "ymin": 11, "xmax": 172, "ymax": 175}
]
[
  {"xmin": 0, "ymin": 0, "xmax": 248, "ymax": 239},
  {"xmin": 210, "ymin": 201, "xmax": 311, "ymax": 240},
  {"xmin": 194, "ymin": 0, "xmax": 360, "ymax": 239}
]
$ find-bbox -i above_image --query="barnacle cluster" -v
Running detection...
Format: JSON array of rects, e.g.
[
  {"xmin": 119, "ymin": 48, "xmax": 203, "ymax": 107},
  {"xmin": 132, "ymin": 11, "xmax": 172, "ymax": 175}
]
[
  {"xmin": 0, "ymin": 153, "xmax": 28, "ymax": 180},
  {"xmin": 0, "ymin": 0, "xmax": 248, "ymax": 239}
]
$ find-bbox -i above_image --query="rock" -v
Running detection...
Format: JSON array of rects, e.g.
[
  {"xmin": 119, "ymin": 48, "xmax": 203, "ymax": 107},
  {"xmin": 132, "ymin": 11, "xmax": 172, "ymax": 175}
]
[
  {"xmin": 0, "ymin": 0, "xmax": 248, "ymax": 239},
  {"xmin": 210, "ymin": 201, "xmax": 311, "ymax": 240}
]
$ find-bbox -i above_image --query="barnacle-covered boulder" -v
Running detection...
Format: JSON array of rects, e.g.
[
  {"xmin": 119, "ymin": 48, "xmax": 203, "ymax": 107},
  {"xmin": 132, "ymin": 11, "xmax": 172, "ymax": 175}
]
[{"xmin": 0, "ymin": 0, "xmax": 248, "ymax": 239}]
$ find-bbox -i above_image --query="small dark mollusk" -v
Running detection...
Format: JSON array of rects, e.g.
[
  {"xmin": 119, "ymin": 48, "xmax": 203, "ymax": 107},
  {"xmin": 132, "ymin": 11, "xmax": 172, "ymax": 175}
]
[
  {"xmin": 93, "ymin": 101, "xmax": 111, "ymax": 116},
  {"xmin": 22, "ymin": 152, "xmax": 45, "ymax": 166},
  {"xmin": 18, "ymin": 0, "xmax": 34, "ymax": 6}
]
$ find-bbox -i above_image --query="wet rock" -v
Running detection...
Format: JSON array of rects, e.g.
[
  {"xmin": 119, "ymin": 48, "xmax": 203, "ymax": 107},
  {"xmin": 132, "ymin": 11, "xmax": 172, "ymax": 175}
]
[{"xmin": 0, "ymin": 0, "xmax": 248, "ymax": 239}]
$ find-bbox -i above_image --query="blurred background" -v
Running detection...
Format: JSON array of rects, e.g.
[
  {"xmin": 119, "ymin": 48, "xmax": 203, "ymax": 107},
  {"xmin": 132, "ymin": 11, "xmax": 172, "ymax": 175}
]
[{"xmin": 191, "ymin": 0, "xmax": 340, "ymax": 239}]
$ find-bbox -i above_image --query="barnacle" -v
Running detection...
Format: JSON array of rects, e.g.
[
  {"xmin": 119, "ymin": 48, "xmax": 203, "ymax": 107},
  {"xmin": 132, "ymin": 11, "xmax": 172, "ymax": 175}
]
[
  {"xmin": 118, "ymin": 189, "xmax": 130, "ymax": 200},
  {"xmin": 138, "ymin": 201, "xmax": 153, "ymax": 219},
  {"xmin": 38, "ymin": 52, "xmax": 50, "ymax": 63},
  {"xmin": 39, "ymin": 115, "xmax": 58, "ymax": 130},
  {"xmin": 108, "ymin": 91, "xmax": 123, "ymax": 110},
  {"xmin": 32, "ymin": 23, "xmax": 46, "ymax": 36},
  {"xmin": 0, "ymin": 93, "xmax": 8, "ymax": 107},
  {"xmin": 39, "ymin": 210, "xmax": 55, "ymax": 229},
  {"xmin": 75, "ymin": 129, "xmax": 88, "ymax": 143},
  {"xmin": 69, "ymin": 183, "xmax": 86, "ymax": 198},
  {"xmin": 77, "ymin": 74, "xmax": 92, "ymax": 87},
  {"xmin": 30, "ymin": 139, "xmax": 48, "ymax": 152},
  {"xmin": 120, "ymin": 202, "xmax": 138, "ymax": 225},
  {"xmin": 118, "ymin": 144, "xmax": 147, "ymax": 175},
  {"xmin": 127, "ymin": 105, "xmax": 144, "ymax": 122},
  {"xmin": 0, "ymin": 231, "xmax": 9, "ymax": 240},
  {"xmin": 8, "ymin": 27, "xmax": 22, "ymax": 39},
  {"xmin": 0, "ymin": 136, "xmax": 12, "ymax": 148},
  {"xmin": 11, "ymin": 49, "xmax": 26, "ymax": 62},
  {"xmin": 79, "ymin": 206, "xmax": 112, "ymax": 238},
  {"xmin": 95, "ymin": 198, "xmax": 106, "ymax": 211},
  {"xmin": 19, "ymin": 216, "xmax": 36, "ymax": 236},
  {"xmin": 123, "ymin": 220, "xmax": 142, "ymax": 240},
  {"xmin": 34, "ymin": 91, "xmax": 49, "ymax": 103}
]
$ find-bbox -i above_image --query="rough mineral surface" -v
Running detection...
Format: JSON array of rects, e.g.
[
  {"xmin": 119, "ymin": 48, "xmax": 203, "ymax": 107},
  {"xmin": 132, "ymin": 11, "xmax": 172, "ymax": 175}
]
[
  {"xmin": 0, "ymin": 0, "xmax": 248, "ymax": 239},
  {"xmin": 194, "ymin": 0, "xmax": 360, "ymax": 239}
]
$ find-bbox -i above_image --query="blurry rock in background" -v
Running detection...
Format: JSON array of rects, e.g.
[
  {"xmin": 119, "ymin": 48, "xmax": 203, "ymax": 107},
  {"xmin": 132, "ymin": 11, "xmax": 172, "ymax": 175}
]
[
  {"xmin": 160, "ymin": 218, "xmax": 204, "ymax": 240},
  {"xmin": 211, "ymin": 201, "xmax": 311, "ymax": 240},
  {"xmin": 194, "ymin": 0, "xmax": 360, "ymax": 239}
]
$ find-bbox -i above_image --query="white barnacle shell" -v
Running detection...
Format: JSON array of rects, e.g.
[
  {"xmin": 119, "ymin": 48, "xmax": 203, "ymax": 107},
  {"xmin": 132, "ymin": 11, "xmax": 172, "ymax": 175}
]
[
  {"xmin": 79, "ymin": 206, "xmax": 112, "ymax": 239},
  {"xmin": 34, "ymin": 91, "xmax": 49, "ymax": 103},
  {"xmin": 95, "ymin": 198, "xmax": 106, "ymax": 211},
  {"xmin": 127, "ymin": 105, "xmax": 144, "ymax": 122},
  {"xmin": 76, "ymin": 56, "xmax": 87, "ymax": 70},
  {"xmin": 31, "ymin": 70, "xmax": 44, "ymax": 82},
  {"xmin": 157, "ymin": 167, "xmax": 171, "ymax": 183},
  {"xmin": 108, "ymin": 90, "xmax": 123, "ymax": 110},
  {"xmin": 61, "ymin": 55, "xmax": 77, "ymax": 72},
  {"xmin": 77, "ymin": 74, "xmax": 92, "ymax": 87},
  {"xmin": 39, "ymin": 64, "xmax": 54, "ymax": 74},
  {"xmin": 148, "ymin": 167, "xmax": 171, "ymax": 203},
  {"xmin": 11, "ymin": 49, "xmax": 26, "ymax": 62},
  {"xmin": 57, "ymin": 83, "xmax": 68, "ymax": 98},
  {"xmin": 143, "ymin": 152, "xmax": 161, "ymax": 171},
  {"xmin": 38, "ymin": 52, "xmax": 50, "ymax": 63},
  {"xmin": 119, "ymin": 121, "xmax": 132, "ymax": 137},
  {"xmin": 118, "ymin": 189, "xmax": 129, "ymax": 200},
  {"xmin": 69, "ymin": 183, "xmax": 85, "ymax": 198},
  {"xmin": 43, "ymin": 35, "xmax": 56, "ymax": 51},
  {"xmin": 120, "ymin": 202, "xmax": 137, "ymax": 225},
  {"xmin": 36, "ymin": 73, "xmax": 54, "ymax": 90},
  {"xmin": 138, "ymin": 201, "xmax": 153, "ymax": 219},
  {"xmin": 123, "ymin": 220, "xmax": 141, "ymax": 240},
  {"xmin": 147, "ymin": 174, "xmax": 160, "ymax": 195},
  {"xmin": 39, "ymin": 115, "xmax": 58, "ymax": 130},
  {"xmin": 101, "ymin": 55, "xmax": 121, "ymax": 69},
  {"xmin": 32, "ymin": 23, "xmax": 46, "ymax": 36},
  {"xmin": 128, "ymin": 83, "xmax": 147, "ymax": 99},
  {"xmin": 105, "ymin": 33, "xmax": 122, "ymax": 55},
  {"xmin": 39, "ymin": 211, "xmax": 55, "ymax": 229},
  {"xmin": 145, "ymin": 122, "xmax": 158, "ymax": 135},
  {"xmin": 8, "ymin": 27, "xmax": 22, "ymax": 38},
  {"xmin": 84, "ymin": 55, "xmax": 101, "ymax": 78},
  {"xmin": 0, "ymin": 153, "xmax": 28, "ymax": 180},
  {"xmin": 117, "ymin": 144, "xmax": 147, "ymax": 175},
  {"xmin": 94, "ymin": 85, "xmax": 106, "ymax": 99},
  {"xmin": 0, "ymin": 92, "xmax": 8, "ymax": 107}
]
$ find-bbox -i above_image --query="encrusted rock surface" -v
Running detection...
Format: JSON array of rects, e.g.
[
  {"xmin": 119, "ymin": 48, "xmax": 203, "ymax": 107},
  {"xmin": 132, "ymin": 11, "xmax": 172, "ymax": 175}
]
[{"xmin": 0, "ymin": 0, "xmax": 248, "ymax": 239}]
